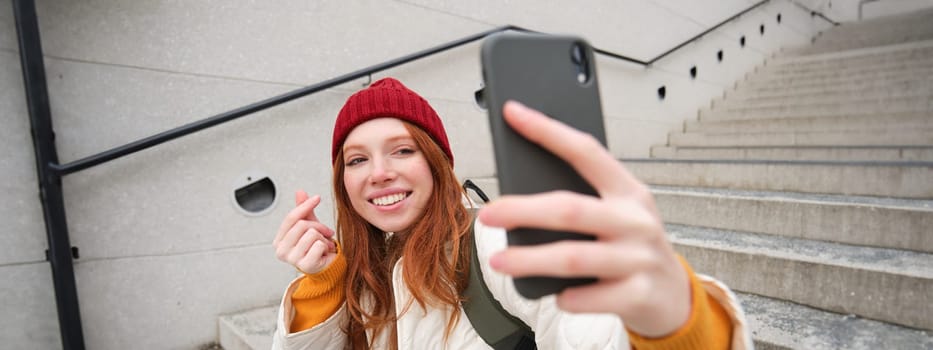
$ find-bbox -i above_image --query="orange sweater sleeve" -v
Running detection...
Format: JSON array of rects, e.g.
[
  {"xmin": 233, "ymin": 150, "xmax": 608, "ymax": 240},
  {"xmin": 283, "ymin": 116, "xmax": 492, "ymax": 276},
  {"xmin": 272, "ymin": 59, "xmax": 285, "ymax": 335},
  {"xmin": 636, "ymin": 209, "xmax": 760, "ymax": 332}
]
[
  {"xmin": 288, "ymin": 248, "xmax": 348, "ymax": 333},
  {"xmin": 627, "ymin": 256, "xmax": 733, "ymax": 350}
]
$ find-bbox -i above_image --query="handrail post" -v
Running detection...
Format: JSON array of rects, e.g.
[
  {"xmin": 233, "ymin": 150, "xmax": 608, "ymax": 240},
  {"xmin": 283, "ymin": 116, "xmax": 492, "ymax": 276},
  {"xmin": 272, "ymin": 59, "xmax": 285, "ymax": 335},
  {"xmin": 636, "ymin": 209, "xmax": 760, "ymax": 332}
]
[{"xmin": 13, "ymin": 0, "xmax": 86, "ymax": 349}]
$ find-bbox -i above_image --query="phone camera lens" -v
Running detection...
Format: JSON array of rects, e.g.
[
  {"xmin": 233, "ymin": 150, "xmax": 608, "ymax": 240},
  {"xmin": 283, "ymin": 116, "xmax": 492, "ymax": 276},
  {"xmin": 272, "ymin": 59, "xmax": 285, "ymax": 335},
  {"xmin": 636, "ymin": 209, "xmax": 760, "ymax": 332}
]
[{"xmin": 572, "ymin": 45, "xmax": 583, "ymax": 64}]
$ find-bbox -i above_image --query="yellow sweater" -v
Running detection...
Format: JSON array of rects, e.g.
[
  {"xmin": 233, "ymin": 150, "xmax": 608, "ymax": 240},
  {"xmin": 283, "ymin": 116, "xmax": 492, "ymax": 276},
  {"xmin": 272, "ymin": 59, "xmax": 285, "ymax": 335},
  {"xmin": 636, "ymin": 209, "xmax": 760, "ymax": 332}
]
[{"xmin": 289, "ymin": 253, "xmax": 731, "ymax": 349}]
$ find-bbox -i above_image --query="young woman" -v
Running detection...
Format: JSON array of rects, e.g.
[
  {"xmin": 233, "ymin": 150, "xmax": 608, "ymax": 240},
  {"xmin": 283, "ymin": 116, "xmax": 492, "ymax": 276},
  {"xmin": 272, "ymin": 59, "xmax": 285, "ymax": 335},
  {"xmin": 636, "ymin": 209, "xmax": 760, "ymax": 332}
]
[{"xmin": 272, "ymin": 77, "xmax": 750, "ymax": 349}]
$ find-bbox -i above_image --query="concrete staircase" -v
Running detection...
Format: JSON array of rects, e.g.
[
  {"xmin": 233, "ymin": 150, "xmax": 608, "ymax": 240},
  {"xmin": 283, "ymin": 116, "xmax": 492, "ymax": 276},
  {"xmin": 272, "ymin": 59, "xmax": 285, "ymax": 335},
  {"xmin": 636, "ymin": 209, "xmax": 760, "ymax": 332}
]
[
  {"xmin": 216, "ymin": 10, "xmax": 933, "ymax": 350},
  {"xmin": 637, "ymin": 10, "xmax": 933, "ymax": 349}
]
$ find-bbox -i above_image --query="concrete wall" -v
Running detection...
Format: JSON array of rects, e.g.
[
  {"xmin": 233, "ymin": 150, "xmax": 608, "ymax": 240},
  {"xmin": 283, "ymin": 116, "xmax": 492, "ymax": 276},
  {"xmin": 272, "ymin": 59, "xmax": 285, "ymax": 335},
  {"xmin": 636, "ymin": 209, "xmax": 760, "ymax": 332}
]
[
  {"xmin": 0, "ymin": 0, "xmax": 831, "ymax": 348},
  {"xmin": 799, "ymin": 0, "xmax": 933, "ymax": 22},
  {"xmin": 862, "ymin": 0, "xmax": 933, "ymax": 19}
]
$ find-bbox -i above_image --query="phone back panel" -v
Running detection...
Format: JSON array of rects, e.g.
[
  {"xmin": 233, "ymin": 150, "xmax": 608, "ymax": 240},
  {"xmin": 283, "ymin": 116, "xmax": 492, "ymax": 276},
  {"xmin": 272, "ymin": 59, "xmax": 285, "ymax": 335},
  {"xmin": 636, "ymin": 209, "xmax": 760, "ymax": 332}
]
[{"xmin": 481, "ymin": 33, "xmax": 606, "ymax": 298}]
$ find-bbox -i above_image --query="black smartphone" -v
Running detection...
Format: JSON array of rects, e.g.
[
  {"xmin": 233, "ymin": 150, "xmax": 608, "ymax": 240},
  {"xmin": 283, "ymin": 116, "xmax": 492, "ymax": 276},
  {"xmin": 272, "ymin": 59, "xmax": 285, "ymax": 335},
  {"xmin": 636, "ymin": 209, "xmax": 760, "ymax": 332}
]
[{"xmin": 481, "ymin": 32, "xmax": 606, "ymax": 299}]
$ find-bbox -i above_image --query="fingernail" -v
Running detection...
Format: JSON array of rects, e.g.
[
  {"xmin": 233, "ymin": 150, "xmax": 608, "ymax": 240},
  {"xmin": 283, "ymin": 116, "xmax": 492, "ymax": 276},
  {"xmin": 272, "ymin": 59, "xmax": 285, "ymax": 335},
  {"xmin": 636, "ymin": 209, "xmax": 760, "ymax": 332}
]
[
  {"xmin": 506, "ymin": 100, "xmax": 528, "ymax": 111},
  {"xmin": 504, "ymin": 101, "xmax": 532, "ymax": 124}
]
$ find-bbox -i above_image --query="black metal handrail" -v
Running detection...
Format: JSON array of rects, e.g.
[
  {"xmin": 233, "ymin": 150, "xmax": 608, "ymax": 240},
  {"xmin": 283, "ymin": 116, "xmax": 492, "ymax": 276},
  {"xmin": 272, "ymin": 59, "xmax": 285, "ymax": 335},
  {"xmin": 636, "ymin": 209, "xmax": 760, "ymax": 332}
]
[
  {"xmin": 47, "ymin": 0, "xmax": 816, "ymax": 176},
  {"xmin": 48, "ymin": 25, "xmax": 524, "ymax": 175},
  {"xmin": 13, "ymin": 1, "xmax": 85, "ymax": 349},
  {"xmin": 647, "ymin": 0, "xmax": 768, "ymax": 65},
  {"xmin": 48, "ymin": 24, "xmax": 644, "ymax": 176},
  {"xmin": 792, "ymin": 0, "xmax": 840, "ymax": 25}
]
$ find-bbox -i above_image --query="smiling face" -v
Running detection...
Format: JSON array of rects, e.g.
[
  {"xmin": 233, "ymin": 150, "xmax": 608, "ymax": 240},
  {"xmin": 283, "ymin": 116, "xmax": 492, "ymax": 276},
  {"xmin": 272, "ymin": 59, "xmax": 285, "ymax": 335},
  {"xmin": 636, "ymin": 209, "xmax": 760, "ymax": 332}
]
[{"xmin": 340, "ymin": 118, "xmax": 435, "ymax": 233}]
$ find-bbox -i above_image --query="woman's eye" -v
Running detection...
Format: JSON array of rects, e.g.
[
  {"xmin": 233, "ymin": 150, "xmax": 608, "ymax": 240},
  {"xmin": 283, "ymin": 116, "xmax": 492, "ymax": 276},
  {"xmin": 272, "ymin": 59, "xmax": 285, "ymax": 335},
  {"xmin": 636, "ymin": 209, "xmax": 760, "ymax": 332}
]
[
  {"xmin": 346, "ymin": 157, "xmax": 366, "ymax": 166},
  {"xmin": 396, "ymin": 148, "xmax": 415, "ymax": 155}
]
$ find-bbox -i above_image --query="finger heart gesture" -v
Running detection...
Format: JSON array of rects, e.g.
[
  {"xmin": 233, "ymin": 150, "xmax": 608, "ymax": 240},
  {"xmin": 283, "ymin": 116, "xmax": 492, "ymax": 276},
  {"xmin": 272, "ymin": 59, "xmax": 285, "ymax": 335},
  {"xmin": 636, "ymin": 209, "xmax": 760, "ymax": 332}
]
[{"xmin": 273, "ymin": 190, "xmax": 339, "ymax": 275}]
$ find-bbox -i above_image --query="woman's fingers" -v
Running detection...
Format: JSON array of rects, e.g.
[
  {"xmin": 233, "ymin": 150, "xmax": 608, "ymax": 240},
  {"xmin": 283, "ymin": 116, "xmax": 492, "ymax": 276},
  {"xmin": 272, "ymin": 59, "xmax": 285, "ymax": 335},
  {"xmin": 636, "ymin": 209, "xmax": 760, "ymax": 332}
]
[
  {"xmin": 278, "ymin": 225, "xmax": 335, "ymax": 269},
  {"xmin": 305, "ymin": 220, "xmax": 335, "ymax": 239},
  {"xmin": 557, "ymin": 266, "xmax": 691, "ymax": 338},
  {"xmin": 275, "ymin": 220, "xmax": 334, "ymax": 261},
  {"xmin": 297, "ymin": 240, "xmax": 332, "ymax": 273},
  {"xmin": 502, "ymin": 101, "xmax": 642, "ymax": 197},
  {"xmin": 274, "ymin": 194, "xmax": 325, "ymax": 244},
  {"xmin": 272, "ymin": 190, "xmax": 336, "ymax": 274},
  {"xmin": 287, "ymin": 228, "xmax": 317, "ymax": 263},
  {"xmin": 276, "ymin": 221, "xmax": 307, "ymax": 260},
  {"xmin": 275, "ymin": 195, "xmax": 316, "ymax": 243},
  {"xmin": 295, "ymin": 190, "xmax": 310, "ymax": 206},
  {"xmin": 490, "ymin": 241, "xmax": 656, "ymax": 279},
  {"xmin": 556, "ymin": 276, "xmax": 646, "ymax": 315},
  {"xmin": 478, "ymin": 192, "xmax": 659, "ymax": 240}
]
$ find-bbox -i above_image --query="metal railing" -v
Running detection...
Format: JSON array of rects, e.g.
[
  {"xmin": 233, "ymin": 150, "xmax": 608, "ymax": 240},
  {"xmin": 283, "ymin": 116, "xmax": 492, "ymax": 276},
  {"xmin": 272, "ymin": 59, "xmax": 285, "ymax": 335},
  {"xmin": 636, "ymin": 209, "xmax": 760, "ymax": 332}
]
[
  {"xmin": 12, "ymin": 0, "xmax": 838, "ymax": 348},
  {"xmin": 50, "ymin": 1, "xmax": 797, "ymax": 177},
  {"xmin": 793, "ymin": 0, "xmax": 841, "ymax": 25}
]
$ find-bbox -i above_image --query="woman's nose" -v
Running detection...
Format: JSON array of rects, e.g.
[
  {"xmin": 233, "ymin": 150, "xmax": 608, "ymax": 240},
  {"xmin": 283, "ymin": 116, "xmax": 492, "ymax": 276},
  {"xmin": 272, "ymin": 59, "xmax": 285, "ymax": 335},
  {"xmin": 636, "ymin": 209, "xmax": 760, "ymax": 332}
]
[{"xmin": 369, "ymin": 157, "xmax": 397, "ymax": 184}]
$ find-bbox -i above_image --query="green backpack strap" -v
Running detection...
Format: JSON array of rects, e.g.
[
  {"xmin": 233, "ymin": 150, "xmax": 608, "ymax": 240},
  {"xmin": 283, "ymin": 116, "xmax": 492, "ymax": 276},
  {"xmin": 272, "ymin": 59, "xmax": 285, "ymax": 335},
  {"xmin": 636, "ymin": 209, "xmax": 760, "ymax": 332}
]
[{"xmin": 462, "ymin": 181, "xmax": 537, "ymax": 350}]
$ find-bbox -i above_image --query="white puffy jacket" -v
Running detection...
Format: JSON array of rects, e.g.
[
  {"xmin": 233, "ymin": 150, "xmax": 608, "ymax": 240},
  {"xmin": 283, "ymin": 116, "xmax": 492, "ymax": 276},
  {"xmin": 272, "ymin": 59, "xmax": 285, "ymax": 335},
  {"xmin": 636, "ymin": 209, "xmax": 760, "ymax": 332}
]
[{"xmin": 272, "ymin": 219, "xmax": 752, "ymax": 349}]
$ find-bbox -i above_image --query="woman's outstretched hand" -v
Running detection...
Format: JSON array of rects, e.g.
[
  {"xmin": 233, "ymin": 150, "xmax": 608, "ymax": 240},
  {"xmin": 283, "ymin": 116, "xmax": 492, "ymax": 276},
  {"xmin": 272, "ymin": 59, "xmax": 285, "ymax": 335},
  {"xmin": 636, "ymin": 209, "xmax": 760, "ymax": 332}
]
[
  {"xmin": 273, "ymin": 190, "xmax": 339, "ymax": 275},
  {"xmin": 478, "ymin": 101, "xmax": 690, "ymax": 338}
]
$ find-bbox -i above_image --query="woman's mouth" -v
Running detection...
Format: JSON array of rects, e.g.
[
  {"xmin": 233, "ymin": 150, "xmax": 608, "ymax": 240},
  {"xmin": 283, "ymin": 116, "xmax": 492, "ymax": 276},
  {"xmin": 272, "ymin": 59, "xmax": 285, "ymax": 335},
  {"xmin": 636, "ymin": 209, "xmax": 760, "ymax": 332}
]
[{"xmin": 370, "ymin": 192, "xmax": 411, "ymax": 206}]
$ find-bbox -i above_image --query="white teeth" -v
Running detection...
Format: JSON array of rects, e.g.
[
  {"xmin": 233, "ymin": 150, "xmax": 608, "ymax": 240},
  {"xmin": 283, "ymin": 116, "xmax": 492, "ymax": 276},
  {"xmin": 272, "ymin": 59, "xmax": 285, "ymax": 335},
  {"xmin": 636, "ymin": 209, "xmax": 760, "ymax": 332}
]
[{"xmin": 372, "ymin": 193, "xmax": 407, "ymax": 206}]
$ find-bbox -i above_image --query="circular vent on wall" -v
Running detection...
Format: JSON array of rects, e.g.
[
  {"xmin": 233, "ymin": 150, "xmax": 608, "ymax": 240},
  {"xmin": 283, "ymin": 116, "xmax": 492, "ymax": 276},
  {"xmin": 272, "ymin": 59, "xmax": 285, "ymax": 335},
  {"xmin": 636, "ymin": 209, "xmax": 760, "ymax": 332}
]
[{"xmin": 231, "ymin": 172, "xmax": 278, "ymax": 216}]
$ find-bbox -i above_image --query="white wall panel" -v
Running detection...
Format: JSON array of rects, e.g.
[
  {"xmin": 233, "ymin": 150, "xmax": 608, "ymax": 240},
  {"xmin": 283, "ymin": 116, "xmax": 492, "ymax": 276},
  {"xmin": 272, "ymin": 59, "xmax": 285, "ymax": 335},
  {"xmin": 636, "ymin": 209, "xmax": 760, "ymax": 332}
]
[
  {"xmin": 35, "ymin": 0, "xmax": 491, "ymax": 85},
  {"xmin": 44, "ymin": 58, "xmax": 304, "ymax": 163},
  {"xmin": 863, "ymin": 0, "xmax": 933, "ymax": 19},
  {"xmin": 0, "ymin": 263, "xmax": 61, "ymax": 348},
  {"xmin": 0, "ymin": 52, "xmax": 49, "ymax": 265},
  {"xmin": 402, "ymin": 0, "xmax": 709, "ymax": 60},
  {"xmin": 74, "ymin": 246, "xmax": 294, "ymax": 349},
  {"xmin": 0, "ymin": 0, "xmax": 15, "ymax": 52},
  {"xmin": 62, "ymin": 87, "xmax": 344, "ymax": 259}
]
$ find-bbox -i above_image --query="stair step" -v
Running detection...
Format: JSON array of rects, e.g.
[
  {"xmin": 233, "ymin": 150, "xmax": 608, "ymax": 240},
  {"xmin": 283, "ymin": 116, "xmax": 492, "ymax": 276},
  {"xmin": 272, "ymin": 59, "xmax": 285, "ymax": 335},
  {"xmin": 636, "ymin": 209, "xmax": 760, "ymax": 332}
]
[
  {"xmin": 707, "ymin": 96, "xmax": 933, "ymax": 119},
  {"xmin": 764, "ymin": 54, "xmax": 933, "ymax": 75},
  {"xmin": 650, "ymin": 145, "xmax": 933, "ymax": 162},
  {"xmin": 775, "ymin": 43, "xmax": 933, "ymax": 63},
  {"xmin": 740, "ymin": 70, "xmax": 933, "ymax": 92},
  {"xmin": 685, "ymin": 113, "xmax": 933, "ymax": 133},
  {"xmin": 653, "ymin": 185, "xmax": 933, "ymax": 252},
  {"xmin": 717, "ymin": 89, "xmax": 933, "ymax": 109},
  {"xmin": 748, "ymin": 63, "xmax": 933, "ymax": 82},
  {"xmin": 780, "ymin": 36, "xmax": 933, "ymax": 63},
  {"xmin": 803, "ymin": 33, "xmax": 933, "ymax": 55},
  {"xmin": 748, "ymin": 66, "xmax": 933, "ymax": 89},
  {"xmin": 218, "ymin": 306, "xmax": 276, "ymax": 350},
  {"xmin": 737, "ymin": 78, "xmax": 933, "ymax": 100},
  {"xmin": 725, "ymin": 78, "xmax": 932, "ymax": 101},
  {"xmin": 669, "ymin": 224, "xmax": 933, "ymax": 330},
  {"xmin": 668, "ymin": 129, "xmax": 933, "ymax": 147},
  {"xmin": 699, "ymin": 103, "xmax": 931, "ymax": 121},
  {"xmin": 738, "ymin": 292, "xmax": 933, "ymax": 349},
  {"xmin": 769, "ymin": 46, "xmax": 933, "ymax": 73},
  {"xmin": 625, "ymin": 159, "xmax": 933, "ymax": 198}
]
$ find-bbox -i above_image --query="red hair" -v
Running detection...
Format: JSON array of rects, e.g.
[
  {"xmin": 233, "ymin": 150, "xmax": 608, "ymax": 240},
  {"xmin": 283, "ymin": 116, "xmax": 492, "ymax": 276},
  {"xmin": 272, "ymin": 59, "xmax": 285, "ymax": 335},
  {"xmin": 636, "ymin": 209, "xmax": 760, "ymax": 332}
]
[{"xmin": 333, "ymin": 121, "xmax": 471, "ymax": 349}]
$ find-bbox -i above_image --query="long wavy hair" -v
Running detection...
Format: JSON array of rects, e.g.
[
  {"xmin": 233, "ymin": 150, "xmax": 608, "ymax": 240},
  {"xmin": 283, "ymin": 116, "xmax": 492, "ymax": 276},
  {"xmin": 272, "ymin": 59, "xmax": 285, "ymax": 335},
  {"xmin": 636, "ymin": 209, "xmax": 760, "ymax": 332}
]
[{"xmin": 333, "ymin": 121, "xmax": 472, "ymax": 349}]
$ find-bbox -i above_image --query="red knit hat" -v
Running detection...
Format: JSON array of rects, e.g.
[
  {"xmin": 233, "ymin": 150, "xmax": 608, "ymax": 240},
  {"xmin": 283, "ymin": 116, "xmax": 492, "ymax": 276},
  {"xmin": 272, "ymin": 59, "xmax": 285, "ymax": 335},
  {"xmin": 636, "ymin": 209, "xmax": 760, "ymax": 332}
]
[{"xmin": 332, "ymin": 77, "xmax": 453, "ymax": 166}]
